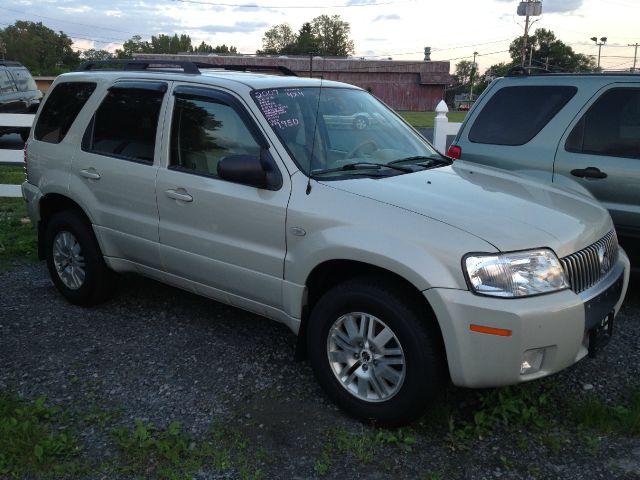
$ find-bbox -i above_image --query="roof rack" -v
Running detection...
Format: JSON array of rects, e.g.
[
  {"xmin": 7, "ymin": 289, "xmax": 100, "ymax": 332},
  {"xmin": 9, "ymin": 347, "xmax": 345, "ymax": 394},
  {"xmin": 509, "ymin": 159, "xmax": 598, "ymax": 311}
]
[
  {"xmin": 507, "ymin": 66, "xmax": 551, "ymax": 77},
  {"xmin": 197, "ymin": 63, "xmax": 297, "ymax": 77},
  {"xmin": 76, "ymin": 59, "xmax": 297, "ymax": 76},
  {"xmin": 77, "ymin": 60, "xmax": 201, "ymax": 74}
]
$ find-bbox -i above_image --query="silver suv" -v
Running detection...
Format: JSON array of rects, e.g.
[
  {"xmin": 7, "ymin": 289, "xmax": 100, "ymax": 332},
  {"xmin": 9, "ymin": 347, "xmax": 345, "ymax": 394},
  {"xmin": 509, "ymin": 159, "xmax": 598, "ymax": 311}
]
[
  {"xmin": 22, "ymin": 60, "xmax": 630, "ymax": 425},
  {"xmin": 447, "ymin": 71, "xmax": 640, "ymax": 242}
]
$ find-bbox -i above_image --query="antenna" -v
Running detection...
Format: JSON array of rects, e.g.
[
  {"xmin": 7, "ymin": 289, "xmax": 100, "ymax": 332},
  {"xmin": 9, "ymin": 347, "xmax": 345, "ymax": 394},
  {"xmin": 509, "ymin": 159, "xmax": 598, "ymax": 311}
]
[{"xmin": 306, "ymin": 76, "xmax": 323, "ymax": 195}]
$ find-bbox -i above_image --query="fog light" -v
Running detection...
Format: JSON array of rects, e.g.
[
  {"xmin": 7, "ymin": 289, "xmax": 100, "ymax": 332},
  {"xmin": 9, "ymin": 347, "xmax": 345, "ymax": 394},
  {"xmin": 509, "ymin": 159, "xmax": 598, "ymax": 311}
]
[{"xmin": 520, "ymin": 348, "xmax": 545, "ymax": 375}]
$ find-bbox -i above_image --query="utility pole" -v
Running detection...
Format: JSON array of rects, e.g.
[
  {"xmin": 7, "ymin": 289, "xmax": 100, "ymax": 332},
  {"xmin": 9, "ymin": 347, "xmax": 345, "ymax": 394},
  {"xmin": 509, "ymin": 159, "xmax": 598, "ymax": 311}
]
[
  {"xmin": 517, "ymin": 1, "xmax": 542, "ymax": 66},
  {"xmin": 629, "ymin": 43, "xmax": 639, "ymax": 72},
  {"xmin": 591, "ymin": 36, "xmax": 607, "ymax": 70},
  {"xmin": 469, "ymin": 51, "xmax": 478, "ymax": 103}
]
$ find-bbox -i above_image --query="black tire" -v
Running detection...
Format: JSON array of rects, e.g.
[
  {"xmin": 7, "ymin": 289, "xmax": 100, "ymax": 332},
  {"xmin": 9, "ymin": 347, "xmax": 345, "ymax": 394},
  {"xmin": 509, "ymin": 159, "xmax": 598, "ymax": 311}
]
[
  {"xmin": 45, "ymin": 210, "xmax": 118, "ymax": 306},
  {"xmin": 307, "ymin": 276, "xmax": 446, "ymax": 426}
]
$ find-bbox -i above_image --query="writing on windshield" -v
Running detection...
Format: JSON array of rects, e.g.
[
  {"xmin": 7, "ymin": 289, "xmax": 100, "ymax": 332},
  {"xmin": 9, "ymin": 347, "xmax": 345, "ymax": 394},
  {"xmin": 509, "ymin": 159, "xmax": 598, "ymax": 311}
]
[{"xmin": 254, "ymin": 88, "xmax": 304, "ymax": 131}]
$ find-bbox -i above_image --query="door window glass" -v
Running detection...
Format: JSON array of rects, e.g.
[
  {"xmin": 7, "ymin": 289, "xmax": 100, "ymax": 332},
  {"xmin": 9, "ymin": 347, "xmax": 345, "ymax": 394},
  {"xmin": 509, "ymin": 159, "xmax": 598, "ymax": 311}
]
[
  {"xmin": 84, "ymin": 87, "xmax": 164, "ymax": 163},
  {"xmin": 0, "ymin": 71, "xmax": 16, "ymax": 94},
  {"xmin": 34, "ymin": 82, "xmax": 96, "ymax": 144},
  {"xmin": 565, "ymin": 88, "xmax": 640, "ymax": 159},
  {"xmin": 170, "ymin": 96, "xmax": 261, "ymax": 177},
  {"xmin": 469, "ymin": 86, "xmax": 577, "ymax": 146}
]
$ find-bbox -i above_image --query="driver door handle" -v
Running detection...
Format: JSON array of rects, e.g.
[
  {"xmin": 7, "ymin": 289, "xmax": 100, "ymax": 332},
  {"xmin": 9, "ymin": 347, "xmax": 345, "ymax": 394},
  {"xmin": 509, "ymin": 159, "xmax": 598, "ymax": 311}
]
[
  {"xmin": 165, "ymin": 188, "xmax": 193, "ymax": 203},
  {"xmin": 570, "ymin": 167, "xmax": 607, "ymax": 179},
  {"xmin": 79, "ymin": 168, "xmax": 101, "ymax": 180}
]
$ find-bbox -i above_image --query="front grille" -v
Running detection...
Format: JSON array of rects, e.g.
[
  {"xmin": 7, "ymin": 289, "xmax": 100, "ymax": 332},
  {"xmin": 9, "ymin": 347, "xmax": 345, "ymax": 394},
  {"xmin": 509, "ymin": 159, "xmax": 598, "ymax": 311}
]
[{"xmin": 560, "ymin": 230, "xmax": 618, "ymax": 294}]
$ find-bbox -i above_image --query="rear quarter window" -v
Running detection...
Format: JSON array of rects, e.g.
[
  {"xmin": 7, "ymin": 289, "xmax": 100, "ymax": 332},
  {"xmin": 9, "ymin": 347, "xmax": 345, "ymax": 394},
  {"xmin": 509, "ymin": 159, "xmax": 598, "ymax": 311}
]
[
  {"xmin": 34, "ymin": 82, "xmax": 97, "ymax": 144},
  {"xmin": 0, "ymin": 70, "xmax": 17, "ymax": 94},
  {"xmin": 468, "ymin": 85, "xmax": 577, "ymax": 146},
  {"xmin": 10, "ymin": 68, "xmax": 38, "ymax": 92}
]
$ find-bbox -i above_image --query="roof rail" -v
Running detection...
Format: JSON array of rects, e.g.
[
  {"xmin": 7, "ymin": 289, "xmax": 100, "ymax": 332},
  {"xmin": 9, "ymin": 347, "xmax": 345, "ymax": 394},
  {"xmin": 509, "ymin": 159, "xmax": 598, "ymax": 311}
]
[
  {"xmin": 76, "ymin": 59, "xmax": 298, "ymax": 77},
  {"xmin": 507, "ymin": 66, "xmax": 551, "ymax": 77},
  {"xmin": 0, "ymin": 61, "xmax": 24, "ymax": 67},
  {"xmin": 77, "ymin": 60, "xmax": 201, "ymax": 74},
  {"xmin": 196, "ymin": 63, "xmax": 298, "ymax": 77}
]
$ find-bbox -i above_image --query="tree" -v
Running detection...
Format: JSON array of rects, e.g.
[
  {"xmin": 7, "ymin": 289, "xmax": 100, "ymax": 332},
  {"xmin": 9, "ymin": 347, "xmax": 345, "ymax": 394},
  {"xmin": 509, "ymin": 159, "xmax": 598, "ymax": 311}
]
[
  {"xmin": 80, "ymin": 49, "xmax": 114, "ymax": 62},
  {"xmin": 115, "ymin": 35, "xmax": 148, "ymax": 58},
  {"xmin": 0, "ymin": 21, "xmax": 80, "ymax": 74},
  {"xmin": 311, "ymin": 15, "xmax": 354, "ymax": 57},
  {"xmin": 259, "ymin": 23, "xmax": 298, "ymax": 55},
  {"xmin": 193, "ymin": 42, "xmax": 238, "ymax": 54},
  {"xmin": 453, "ymin": 60, "xmax": 478, "ymax": 86},
  {"xmin": 293, "ymin": 22, "xmax": 319, "ymax": 55},
  {"xmin": 510, "ymin": 28, "xmax": 595, "ymax": 72},
  {"xmin": 258, "ymin": 15, "xmax": 354, "ymax": 56}
]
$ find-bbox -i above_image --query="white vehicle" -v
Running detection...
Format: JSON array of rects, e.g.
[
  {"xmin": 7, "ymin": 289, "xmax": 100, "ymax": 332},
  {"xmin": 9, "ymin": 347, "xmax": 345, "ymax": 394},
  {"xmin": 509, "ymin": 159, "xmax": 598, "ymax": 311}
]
[{"xmin": 22, "ymin": 60, "xmax": 629, "ymax": 425}]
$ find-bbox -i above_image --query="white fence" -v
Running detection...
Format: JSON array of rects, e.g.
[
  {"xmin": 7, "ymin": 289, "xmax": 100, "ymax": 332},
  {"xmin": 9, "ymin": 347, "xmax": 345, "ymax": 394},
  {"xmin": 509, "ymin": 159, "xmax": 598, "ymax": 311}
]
[
  {"xmin": 0, "ymin": 114, "xmax": 34, "ymax": 198},
  {"xmin": 432, "ymin": 100, "xmax": 462, "ymax": 153}
]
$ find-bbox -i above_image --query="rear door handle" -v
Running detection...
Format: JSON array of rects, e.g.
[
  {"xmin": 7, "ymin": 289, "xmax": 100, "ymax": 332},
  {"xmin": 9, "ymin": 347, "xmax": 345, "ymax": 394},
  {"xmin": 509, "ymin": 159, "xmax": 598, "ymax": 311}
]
[
  {"xmin": 570, "ymin": 167, "xmax": 607, "ymax": 179},
  {"xmin": 165, "ymin": 188, "xmax": 193, "ymax": 203},
  {"xmin": 79, "ymin": 168, "xmax": 101, "ymax": 180}
]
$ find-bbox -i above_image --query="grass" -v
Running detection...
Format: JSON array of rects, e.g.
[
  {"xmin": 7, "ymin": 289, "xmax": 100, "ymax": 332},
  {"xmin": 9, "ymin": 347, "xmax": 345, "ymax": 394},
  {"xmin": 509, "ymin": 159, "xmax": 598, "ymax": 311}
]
[
  {"xmin": 0, "ymin": 166, "xmax": 26, "ymax": 185},
  {"xmin": 0, "ymin": 198, "xmax": 37, "ymax": 268},
  {"xmin": 399, "ymin": 111, "xmax": 467, "ymax": 129},
  {"xmin": 571, "ymin": 387, "xmax": 640, "ymax": 436},
  {"xmin": 0, "ymin": 393, "xmax": 83, "ymax": 478}
]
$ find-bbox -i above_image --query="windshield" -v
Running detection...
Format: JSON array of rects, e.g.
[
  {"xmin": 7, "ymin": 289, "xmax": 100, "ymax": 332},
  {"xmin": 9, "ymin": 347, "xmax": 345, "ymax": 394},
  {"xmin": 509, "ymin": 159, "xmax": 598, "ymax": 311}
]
[{"xmin": 252, "ymin": 87, "xmax": 442, "ymax": 178}]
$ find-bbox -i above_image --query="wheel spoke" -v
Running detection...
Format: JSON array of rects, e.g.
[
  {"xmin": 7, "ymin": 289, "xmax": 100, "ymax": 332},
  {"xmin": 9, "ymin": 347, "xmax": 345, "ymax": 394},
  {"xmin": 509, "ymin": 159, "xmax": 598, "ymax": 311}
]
[
  {"xmin": 329, "ymin": 350, "xmax": 352, "ymax": 363},
  {"xmin": 332, "ymin": 329, "xmax": 357, "ymax": 352},
  {"xmin": 373, "ymin": 326, "xmax": 393, "ymax": 349},
  {"xmin": 368, "ymin": 369, "xmax": 388, "ymax": 399},
  {"xmin": 343, "ymin": 315, "xmax": 359, "ymax": 340},
  {"xmin": 377, "ymin": 364, "xmax": 401, "ymax": 384}
]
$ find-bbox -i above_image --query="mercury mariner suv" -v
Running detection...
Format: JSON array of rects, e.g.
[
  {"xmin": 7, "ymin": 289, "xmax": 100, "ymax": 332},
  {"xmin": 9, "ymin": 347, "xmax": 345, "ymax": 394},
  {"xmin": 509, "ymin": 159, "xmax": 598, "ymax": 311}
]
[{"xmin": 22, "ymin": 60, "xmax": 630, "ymax": 426}]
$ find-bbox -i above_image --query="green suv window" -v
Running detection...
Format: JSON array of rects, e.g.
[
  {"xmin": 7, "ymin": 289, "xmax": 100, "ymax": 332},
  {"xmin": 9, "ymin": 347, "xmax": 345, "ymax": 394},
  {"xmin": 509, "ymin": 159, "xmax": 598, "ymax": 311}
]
[{"xmin": 469, "ymin": 86, "xmax": 577, "ymax": 146}]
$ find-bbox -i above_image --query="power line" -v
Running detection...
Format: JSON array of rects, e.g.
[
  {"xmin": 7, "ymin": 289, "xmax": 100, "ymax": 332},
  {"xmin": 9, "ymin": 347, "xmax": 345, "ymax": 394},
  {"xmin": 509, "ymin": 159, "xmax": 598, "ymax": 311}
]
[
  {"xmin": 171, "ymin": 0, "xmax": 414, "ymax": 7},
  {"xmin": 2, "ymin": 8, "xmax": 140, "ymax": 35}
]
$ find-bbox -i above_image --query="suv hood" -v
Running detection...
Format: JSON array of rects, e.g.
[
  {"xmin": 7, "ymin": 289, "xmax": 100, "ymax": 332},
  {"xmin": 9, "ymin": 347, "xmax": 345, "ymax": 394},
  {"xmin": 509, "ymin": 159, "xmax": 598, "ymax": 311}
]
[{"xmin": 322, "ymin": 160, "xmax": 612, "ymax": 257}]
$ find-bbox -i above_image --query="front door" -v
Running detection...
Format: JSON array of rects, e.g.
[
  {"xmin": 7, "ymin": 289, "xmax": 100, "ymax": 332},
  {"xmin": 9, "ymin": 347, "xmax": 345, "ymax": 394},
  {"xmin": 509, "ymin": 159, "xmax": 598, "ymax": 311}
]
[{"xmin": 156, "ymin": 85, "xmax": 290, "ymax": 309}]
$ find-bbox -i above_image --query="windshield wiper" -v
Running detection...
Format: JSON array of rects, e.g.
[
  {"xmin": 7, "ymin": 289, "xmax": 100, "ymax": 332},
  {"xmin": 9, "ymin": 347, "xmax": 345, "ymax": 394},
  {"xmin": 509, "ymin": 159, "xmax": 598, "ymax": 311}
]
[
  {"xmin": 311, "ymin": 162, "xmax": 412, "ymax": 176},
  {"xmin": 387, "ymin": 156, "xmax": 451, "ymax": 167}
]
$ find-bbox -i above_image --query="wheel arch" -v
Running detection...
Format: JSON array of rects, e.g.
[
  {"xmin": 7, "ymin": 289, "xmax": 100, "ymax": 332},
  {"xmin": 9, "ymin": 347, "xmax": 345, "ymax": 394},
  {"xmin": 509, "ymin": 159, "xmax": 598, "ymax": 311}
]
[
  {"xmin": 295, "ymin": 259, "xmax": 447, "ymax": 376},
  {"xmin": 37, "ymin": 193, "xmax": 93, "ymax": 260}
]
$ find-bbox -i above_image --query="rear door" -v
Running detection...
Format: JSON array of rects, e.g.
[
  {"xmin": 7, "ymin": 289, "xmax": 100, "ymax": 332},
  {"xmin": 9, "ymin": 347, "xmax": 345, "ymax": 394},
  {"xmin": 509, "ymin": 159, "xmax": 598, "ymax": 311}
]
[
  {"xmin": 554, "ymin": 84, "xmax": 640, "ymax": 238},
  {"xmin": 71, "ymin": 80, "xmax": 169, "ymax": 269},
  {"xmin": 156, "ymin": 84, "xmax": 290, "ymax": 310}
]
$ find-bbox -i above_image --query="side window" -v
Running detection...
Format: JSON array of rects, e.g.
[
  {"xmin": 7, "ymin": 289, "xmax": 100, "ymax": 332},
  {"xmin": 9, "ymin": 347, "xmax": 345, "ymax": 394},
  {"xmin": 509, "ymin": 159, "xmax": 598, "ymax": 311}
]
[
  {"xmin": 566, "ymin": 88, "xmax": 640, "ymax": 160},
  {"xmin": 170, "ymin": 95, "xmax": 261, "ymax": 177},
  {"xmin": 10, "ymin": 69, "xmax": 38, "ymax": 92},
  {"xmin": 0, "ymin": 71, "xmax": 16, "ymax": 94},
  {"xmin": 83, "ymin": 84, "xmax": 165, "ymax": 164},
  {"xmin": 34, "ymin": 82, "xmax": 96, "ymax": 144},
  {"xmin": 469, "ymin": 86, "xmax": 577, "ymax": 146}
]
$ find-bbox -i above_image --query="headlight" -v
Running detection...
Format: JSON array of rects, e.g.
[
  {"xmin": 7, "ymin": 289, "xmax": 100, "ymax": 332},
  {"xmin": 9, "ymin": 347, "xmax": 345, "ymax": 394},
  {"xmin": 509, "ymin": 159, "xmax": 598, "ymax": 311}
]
[{"xmin": 464, "ymin": 249, "xmax": 569, "ymax": 298}]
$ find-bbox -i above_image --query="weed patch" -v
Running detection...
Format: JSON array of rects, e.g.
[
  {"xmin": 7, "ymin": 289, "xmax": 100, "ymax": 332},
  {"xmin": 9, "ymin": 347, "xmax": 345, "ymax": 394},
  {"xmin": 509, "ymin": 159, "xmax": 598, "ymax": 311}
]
[
  {"xmin": 0, "ymin": 393, "xmax": 83, "ymax": 478},
  {"xmin": 571, "ymin": 387, "xmax": 640, "ymax": 436},
  {"xmin": 0, "ymin": 198, "xmax": 37, "ymax": 268}
]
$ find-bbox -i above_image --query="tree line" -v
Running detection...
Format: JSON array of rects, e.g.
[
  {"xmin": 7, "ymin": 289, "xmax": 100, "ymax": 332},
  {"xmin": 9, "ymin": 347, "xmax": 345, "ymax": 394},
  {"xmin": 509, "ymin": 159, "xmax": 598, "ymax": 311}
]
[
  {"xmin": 449, "ymin": 28, "xmax": 597, "ymax": 103},
  {"xmin": 0, "ymin": 21, "xmax": 239, "ymax": 75}
]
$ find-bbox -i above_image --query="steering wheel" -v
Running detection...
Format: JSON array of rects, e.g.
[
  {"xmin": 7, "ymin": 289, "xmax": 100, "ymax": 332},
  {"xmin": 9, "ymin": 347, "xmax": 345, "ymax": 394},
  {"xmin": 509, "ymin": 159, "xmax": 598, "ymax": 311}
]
[{"xmin": 346, "ymin": 140, "xmax": 379, "ymax": 159}]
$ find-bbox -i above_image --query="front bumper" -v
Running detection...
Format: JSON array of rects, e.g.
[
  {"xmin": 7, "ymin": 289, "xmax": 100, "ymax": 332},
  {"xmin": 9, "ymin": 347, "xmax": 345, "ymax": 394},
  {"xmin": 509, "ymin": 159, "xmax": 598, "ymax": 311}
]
[{"xmin": 425, "ymin": 248, "xmax": 630, "ymax": 388}]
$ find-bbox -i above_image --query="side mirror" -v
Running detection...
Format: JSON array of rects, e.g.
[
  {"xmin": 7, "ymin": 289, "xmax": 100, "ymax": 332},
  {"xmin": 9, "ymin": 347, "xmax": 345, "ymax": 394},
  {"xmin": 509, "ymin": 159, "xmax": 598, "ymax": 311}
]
[{"xmin": 217, "ymin": 151, "xmax": 282, "ymax": 190}]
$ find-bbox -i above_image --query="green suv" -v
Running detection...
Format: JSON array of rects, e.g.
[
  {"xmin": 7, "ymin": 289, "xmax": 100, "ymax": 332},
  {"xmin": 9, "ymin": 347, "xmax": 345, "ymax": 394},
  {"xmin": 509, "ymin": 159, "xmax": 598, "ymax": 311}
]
[{"xmin": 448, "ymin": 71, "xmax": 640, "ymax": 241}]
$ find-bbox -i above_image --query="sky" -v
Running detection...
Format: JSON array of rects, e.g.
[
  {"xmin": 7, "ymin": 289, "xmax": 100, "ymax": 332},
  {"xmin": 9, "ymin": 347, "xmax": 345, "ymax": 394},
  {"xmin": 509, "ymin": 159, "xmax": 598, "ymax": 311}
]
[{"xmin": 2, "ymin": 0, "xmax": 639, "ymax": 72}]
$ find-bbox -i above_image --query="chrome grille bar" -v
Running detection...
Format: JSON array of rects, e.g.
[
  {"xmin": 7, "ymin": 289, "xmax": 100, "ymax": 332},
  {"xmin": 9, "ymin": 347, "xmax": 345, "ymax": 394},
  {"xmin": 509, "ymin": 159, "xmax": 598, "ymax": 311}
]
[{"xmin": 560, "ymin": 230, "xmax": 618, "ymax": 294}]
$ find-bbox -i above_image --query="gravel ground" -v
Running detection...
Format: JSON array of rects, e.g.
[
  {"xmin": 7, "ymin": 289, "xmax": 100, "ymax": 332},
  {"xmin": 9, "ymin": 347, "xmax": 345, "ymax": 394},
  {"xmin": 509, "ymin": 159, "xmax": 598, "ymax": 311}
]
[{"xmin": 0, "ymin": 261, "xmax": 639, "ymax": 479}]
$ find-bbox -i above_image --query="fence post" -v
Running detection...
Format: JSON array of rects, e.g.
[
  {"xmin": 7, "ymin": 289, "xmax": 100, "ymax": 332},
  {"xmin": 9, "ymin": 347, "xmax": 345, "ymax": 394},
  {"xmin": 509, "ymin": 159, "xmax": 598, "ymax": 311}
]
[{"xmin": 433, "ymin": 100, "xmax": 449, "ymax": 153}]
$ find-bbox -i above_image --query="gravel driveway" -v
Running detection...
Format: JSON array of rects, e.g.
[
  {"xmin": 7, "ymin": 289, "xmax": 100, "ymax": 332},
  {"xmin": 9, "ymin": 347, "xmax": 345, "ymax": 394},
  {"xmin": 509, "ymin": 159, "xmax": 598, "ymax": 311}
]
[{"xmin": 1, "ymin": 262, "xmax": 639, "ymax": 479}]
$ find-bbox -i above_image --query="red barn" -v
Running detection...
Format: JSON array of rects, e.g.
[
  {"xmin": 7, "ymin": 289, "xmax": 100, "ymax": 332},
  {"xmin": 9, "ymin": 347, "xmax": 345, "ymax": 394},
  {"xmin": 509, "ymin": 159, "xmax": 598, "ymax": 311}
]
[{"xmin": 135, "ymin": 53, "xmax": 452, "ymax": 112}]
